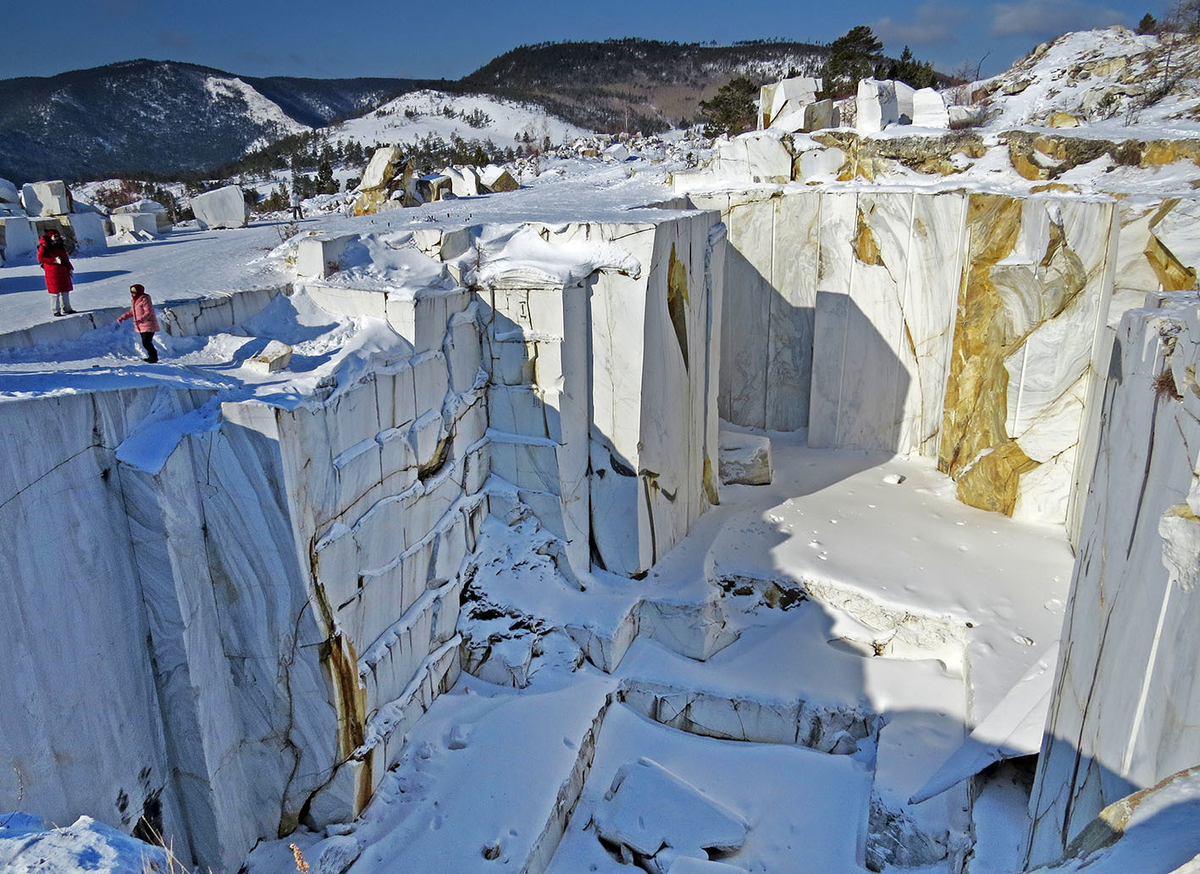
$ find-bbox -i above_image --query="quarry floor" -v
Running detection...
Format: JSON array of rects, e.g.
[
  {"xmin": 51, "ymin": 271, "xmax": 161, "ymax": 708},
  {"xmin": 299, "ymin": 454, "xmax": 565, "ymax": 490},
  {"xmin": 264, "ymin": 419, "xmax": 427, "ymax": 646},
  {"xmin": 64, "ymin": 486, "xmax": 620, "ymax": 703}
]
[{"xmin": 244, "ymin": 431, "xmax": 1074, "ymax": 874}]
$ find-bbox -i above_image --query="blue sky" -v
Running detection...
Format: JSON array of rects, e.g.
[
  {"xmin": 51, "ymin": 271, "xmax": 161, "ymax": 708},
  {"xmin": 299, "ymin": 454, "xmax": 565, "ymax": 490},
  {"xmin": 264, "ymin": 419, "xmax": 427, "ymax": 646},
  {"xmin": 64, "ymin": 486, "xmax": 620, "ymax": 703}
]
[{"xmin": 2, "ymin": 0, "xmax": 1165, "ymax": 82}]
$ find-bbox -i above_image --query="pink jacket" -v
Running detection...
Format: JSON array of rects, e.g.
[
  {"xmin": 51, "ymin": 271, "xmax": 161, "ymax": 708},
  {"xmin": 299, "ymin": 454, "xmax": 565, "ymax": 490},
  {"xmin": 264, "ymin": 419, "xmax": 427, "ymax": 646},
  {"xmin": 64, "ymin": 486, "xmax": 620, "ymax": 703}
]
[{"xmin": 119, "ymin": 292, "xmax": 160, "ymax": 333}]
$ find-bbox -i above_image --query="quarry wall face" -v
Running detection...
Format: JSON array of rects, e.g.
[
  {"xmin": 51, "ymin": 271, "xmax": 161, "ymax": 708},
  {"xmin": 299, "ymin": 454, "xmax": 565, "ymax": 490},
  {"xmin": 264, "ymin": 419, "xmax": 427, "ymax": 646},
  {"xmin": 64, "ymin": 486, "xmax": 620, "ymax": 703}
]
[
  {"xmin": 1027, "ymin": 291, "xmax": 1200, "ymax": 866},
  {"xmin": 694, "ymin": 187, "xmax": 1120, "ymax": 530},
  {"xmin": 0, "ymin": 209, "xmax": 725, "ymax": 872}
]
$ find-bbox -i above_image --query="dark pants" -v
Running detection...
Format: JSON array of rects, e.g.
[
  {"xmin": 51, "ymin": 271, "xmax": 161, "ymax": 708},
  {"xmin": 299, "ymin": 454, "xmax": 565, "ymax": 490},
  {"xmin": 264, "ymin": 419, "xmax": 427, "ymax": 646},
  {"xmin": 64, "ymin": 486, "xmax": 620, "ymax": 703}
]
[{"xmin": 140, "ymin": 331, "xmax": 158, "ymax": 363}]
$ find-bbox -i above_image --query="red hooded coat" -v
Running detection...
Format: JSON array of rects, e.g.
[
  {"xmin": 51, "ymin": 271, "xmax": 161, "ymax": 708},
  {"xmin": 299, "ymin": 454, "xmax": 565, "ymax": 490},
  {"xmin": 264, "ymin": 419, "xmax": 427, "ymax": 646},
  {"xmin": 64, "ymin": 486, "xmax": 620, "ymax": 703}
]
[
  {"xmin": 37, "ymin": 235, "xmax": 73, "ymax": 294},
  {"xmin": 118, "ymin": 289, "xmax": 160, "ymax": 333}
]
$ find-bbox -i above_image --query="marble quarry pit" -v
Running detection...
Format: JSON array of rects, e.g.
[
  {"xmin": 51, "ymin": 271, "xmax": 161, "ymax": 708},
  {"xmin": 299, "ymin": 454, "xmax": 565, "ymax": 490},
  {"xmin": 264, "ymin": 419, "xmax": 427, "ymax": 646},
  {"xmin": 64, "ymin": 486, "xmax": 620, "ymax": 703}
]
[{"xmin": 5, "ymin": 151, "xmax": 1200, "ymax": 874}]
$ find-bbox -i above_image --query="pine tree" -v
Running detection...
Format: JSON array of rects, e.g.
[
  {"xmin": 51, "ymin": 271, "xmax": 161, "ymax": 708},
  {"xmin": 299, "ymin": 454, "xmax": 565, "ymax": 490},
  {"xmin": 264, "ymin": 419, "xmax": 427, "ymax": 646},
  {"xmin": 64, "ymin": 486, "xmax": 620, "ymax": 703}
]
[
  {"xmin": 820, "ymin": 25, "xmax": 884, "ymax": 98},
  {"xmin": 1138, "ymin": 12, "xmax": 1159, "ymax": 32},
  {"xmin": 698, "ymin": 77, "xmax": 759, "ymax": 137}
]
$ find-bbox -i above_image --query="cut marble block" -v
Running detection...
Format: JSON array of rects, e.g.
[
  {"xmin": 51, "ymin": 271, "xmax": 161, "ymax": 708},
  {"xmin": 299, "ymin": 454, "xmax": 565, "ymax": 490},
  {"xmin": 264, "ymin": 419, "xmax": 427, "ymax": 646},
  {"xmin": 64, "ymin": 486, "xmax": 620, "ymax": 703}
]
[
  {"xmin": 894, "ymin": 80, "xmax": 916, "ymax": 124},
  {"xmin": 912, "ymin": 88, "xmax": 949, "ymax": 128},
  {"xmin": 0, "ymin": 177, "xmax": 19, "ymax": 204},
  {"xmin": 479, "ymin": 164, "xmax": 519, "ymax": 193},
  {"xmin": 112, "ymin": 212, "xmax": 160, "ymax": 236},
  {"xmin": 0, "ymin": 216, "xmax": 37, "ymax": 259},
  {"xmin": 191, "ymin": 185, "xmax": 249, "ymax": 230},
  {"xmin": 442, "ymin": 165, "xmax": 481, "ymax": 198},
  {"xmin": 1028, "ymin": 299, "xmax": 1200, "ymax": 865},
  {"xmin": 717, "ymin": 430, "xmax": 772, "ymax": 485},
  {"xmin": 296, "ymin": 233, "xmax": 356, "ymax": 278},
  {"xmin": 797, "ymin": 146, "xmax": 846, "ymax": 180},
  {"xmin": 856, "ymin": 79, "xmax": 899, "ymax": 133},
  {"xmin": 760, "ymin": 76, "xmax": 821, "ymax": 128},
  {"xmin": 803, "ymin": 99, "xmax": 838, "ymax": 132},
  {"xmin": 247, "ymin": 340, "xmax": 292, "ymax": 374},
  {"xmin": 712, "ymin": 133, "xmax": 793, "ymax": 184},
  {"xmin": 20, "ymin": 180, "xmax": 71, "ymax": 216}
]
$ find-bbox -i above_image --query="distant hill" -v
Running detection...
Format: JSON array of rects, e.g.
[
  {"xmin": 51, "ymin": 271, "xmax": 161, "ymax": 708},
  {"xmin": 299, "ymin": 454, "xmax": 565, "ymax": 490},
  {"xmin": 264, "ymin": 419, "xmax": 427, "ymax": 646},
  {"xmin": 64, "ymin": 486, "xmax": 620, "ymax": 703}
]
[
  {"xmin": 458, "ymin": 38, "xmax": 830, "ymax": 132},
  {"xmin": 0, "ymin": 59, "xmax": 418, "ymax": 183},
  {"xmin": 0, "ymin": 39, "xmax": 942, "ymax": 183}
]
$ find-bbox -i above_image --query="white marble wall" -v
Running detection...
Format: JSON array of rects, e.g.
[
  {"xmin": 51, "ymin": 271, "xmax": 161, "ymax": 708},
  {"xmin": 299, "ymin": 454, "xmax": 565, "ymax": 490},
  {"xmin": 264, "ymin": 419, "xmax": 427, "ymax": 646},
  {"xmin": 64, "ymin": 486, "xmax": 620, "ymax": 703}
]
[
  {"xmin": 1027, "ymin": 293, "xmax": 1200, "ymax": 866},
  {"xmin": 809, "ymin": 190, "xmax": 967, "ymax": 454},
  {"xmin": 481, "ymin": 211, "xmax": 725, "ymax": 579},
  {"xmin": 0, "ymin": 389, "xmax": 205, "ymax": 863},
  {"xmin": 702, "ymin": 188, "xmax": 1116, "ymax": 525}
]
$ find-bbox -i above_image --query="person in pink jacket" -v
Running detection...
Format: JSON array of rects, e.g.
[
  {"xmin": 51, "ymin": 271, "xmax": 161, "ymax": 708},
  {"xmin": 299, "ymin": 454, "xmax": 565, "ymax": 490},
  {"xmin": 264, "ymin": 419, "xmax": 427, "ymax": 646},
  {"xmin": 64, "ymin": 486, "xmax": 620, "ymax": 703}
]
[{"xmin": 117, "ymin": 284, "xmax": 161, "ymax": 363}]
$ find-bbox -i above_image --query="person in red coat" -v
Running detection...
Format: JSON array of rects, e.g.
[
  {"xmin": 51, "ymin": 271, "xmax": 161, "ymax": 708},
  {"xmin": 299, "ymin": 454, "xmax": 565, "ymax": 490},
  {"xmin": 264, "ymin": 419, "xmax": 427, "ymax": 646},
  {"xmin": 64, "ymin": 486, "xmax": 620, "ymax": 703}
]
[
  {"xmin": 117, "ymin": 284, "xmax": 161, "ymax": 363},
  {"xmin": 37, "ymin": 228, "xmax": 75, "ymax": 316}
]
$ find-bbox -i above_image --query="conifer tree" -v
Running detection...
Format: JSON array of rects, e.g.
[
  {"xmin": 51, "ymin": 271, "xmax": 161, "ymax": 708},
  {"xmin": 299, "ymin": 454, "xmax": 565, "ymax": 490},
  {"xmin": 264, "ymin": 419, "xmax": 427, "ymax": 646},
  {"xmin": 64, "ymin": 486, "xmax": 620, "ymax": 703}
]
[
  {"xmin": 820, "ymin": 25, "xmax": 884, "ymax": 98},
  {"xmin": 698, "ymin": 77, "xmax": 759, "ymax": 137}
]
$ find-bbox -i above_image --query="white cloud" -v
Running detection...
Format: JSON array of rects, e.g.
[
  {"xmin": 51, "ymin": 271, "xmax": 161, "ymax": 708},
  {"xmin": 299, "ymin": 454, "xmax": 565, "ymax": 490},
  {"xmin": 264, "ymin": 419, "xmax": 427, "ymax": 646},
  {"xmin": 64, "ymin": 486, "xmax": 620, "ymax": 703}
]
[
  {"xmin": 874, "ymin": 2, "xmax": 967, "ymax": 47},
  {"xmin": 989, "ymin": 0, "xmax": 1127, "ymax": 37}
]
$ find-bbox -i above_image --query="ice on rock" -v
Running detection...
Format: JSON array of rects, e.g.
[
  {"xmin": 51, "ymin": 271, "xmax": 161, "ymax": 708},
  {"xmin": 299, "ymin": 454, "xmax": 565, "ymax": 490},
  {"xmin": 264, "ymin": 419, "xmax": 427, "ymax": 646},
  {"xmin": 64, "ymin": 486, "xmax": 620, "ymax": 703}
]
[
  {"xmin": 190, "ymin": 184, "xmax": 249, "ymax": 230},
  {"xmin": 717, "ymin": 430, "xmax": 772, "ymax": 485},
  {"xmin": 592, "ymin": 757, "xmax": 749, "ymax": 859}
]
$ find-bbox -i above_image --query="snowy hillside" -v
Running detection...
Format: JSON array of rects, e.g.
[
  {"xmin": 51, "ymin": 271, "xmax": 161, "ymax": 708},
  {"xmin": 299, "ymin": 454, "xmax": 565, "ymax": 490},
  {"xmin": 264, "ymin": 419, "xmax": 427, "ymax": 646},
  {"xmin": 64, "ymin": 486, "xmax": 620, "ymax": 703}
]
[
  {"xmin": 971, "ymin": 26, "xmax": 1200, "ymax": 136},
  {"xmin": 331, "ymin": 90, "xmax": 592, "ymax": 152}
]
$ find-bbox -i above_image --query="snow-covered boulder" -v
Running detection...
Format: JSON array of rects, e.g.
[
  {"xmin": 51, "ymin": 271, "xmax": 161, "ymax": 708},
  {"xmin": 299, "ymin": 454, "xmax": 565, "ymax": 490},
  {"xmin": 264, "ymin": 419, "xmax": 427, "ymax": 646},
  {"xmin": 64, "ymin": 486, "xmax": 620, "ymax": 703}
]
[
  {"xmin": 21, "ymin": 181, "xmax": 71, "ymax": 217},
  {"xmin": 894, "ymin": 80, "xmax": 916, "ymax": 124},
  {"xmin": 442, "ymin": 166, "xmax": 481, "ymax": 198},
  {"xmin": 593, "ymin": 757, "xmax": 749, "ymax": 861},
  {"xmin": 190, "ymin": 184, "xmax": 249, "ymax": 230},
  {"xmin": 0, "ymin": 814, "xmax": 167, "ymax": 874}
]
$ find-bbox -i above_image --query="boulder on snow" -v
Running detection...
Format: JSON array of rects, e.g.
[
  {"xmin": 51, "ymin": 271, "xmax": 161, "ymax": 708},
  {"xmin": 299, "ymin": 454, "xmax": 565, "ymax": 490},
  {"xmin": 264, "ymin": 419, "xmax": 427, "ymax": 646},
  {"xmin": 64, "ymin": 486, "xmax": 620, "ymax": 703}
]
[
  {"xmin": 247, "ymin": 340, "xmax": 293, "ymax": 374},
  {"xmin": 21, "ymin": 181, "xmax": 72, "ymax": 217},
  {"xmin": 191, "ymin": 184, "xmax": 249, "ymax": 230},
  {"xmin": 112, "ymin": 213, "xmax": 160, "ymax": 237},
  {"xmin": 479, "ymin": 165, "xmax": 519, "ymax": 193},
  {"xmin": 718, "ymin": 431, "xmax": 772, "ymax": 485},
  {"xmin": 354, "ymin": 146, "xmax": 416, "ymax": 214}
]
